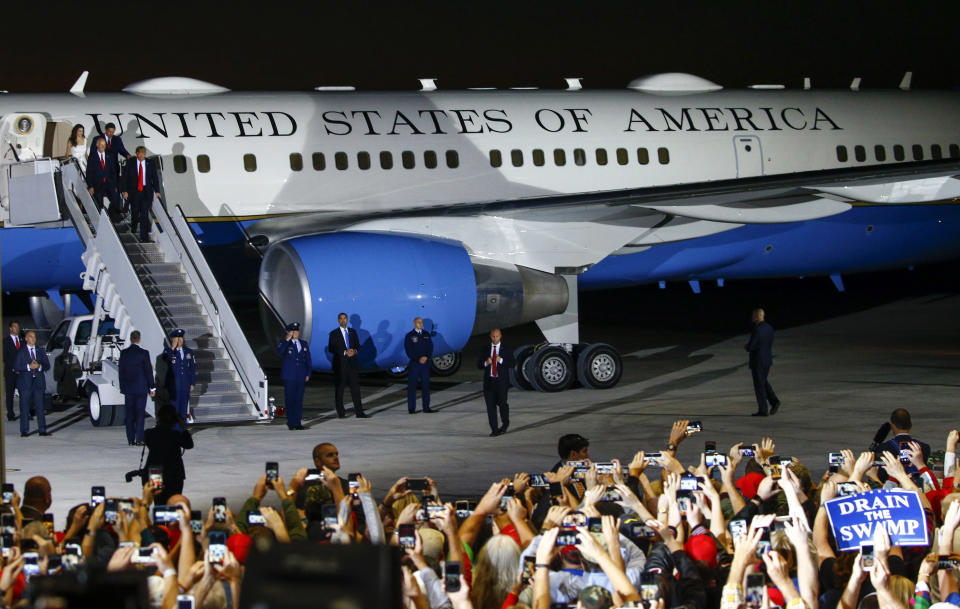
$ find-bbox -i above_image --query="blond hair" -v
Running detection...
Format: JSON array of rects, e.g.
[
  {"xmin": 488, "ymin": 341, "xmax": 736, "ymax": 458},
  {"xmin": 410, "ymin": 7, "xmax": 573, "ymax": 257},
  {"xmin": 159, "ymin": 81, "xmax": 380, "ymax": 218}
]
[{"xmin": 470, "ymin": 535, "xmax": 520, "ymax": 609}]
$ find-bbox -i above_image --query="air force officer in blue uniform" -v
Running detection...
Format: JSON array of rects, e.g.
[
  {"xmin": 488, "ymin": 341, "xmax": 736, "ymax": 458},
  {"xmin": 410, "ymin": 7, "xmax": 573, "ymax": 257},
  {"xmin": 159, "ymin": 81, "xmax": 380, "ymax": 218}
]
[
  {"xmin": 277, "ymin": 322, "xmax": 311, "ymax": 430},
  {"xmin": 14, "ymin": 331, "xmax": 51, "ymax": 437},
  {"xmin": 746, "ymin": 308, "xmax": 780, "ymax": 417},
  {"xmin": 404, "ymin": 317, "xmax": 434, "ymax": 414},
  {"xmin": 163, "ymin": 329, "xmax": 195, "ymax": 424},
  {"xmin": 119, "ymin": 330, "xmax": 155, "ymax": 445}
]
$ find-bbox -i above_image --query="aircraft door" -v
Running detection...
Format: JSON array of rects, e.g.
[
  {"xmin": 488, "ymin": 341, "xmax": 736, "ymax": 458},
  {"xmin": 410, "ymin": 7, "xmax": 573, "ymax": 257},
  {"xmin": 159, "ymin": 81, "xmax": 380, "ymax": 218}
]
[
  {"xmin": 0, "ymin": 113, "xmax": 47, "ymax": 218},
  {"xmin": 734, "ymin": 135, "xmax": 764, "ymax": 177}
]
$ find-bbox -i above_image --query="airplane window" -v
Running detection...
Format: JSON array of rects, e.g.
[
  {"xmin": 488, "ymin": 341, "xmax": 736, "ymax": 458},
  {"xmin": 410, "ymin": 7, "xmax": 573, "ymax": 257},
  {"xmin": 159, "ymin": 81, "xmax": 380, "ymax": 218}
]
[
  {"xmin": 312, "ymin": 152, "xmax": 326, "ymax": 170},
  {"xmin": 554, "ymin": 149, "xmax": 566, "ymax": 166},
  {"xmin": 573, "ymin": 148, "xmax": 586, "ymax": 166},
  {"xmin": 835, "ymin": 146, "xmax": 848, "ymax": 162},
  {"xmin": 893, "ymin": 145, "xmax": 904, "ymax": 161},
  {"xmin": 874, "ymin": 145, "xmax": 886, "ymax": 162},
  {"xmin": 950, "ymin": 144, "xmax": 960, "ymax": 159},
  {"xmin": 532, "ymin": 149, "xmax": 545, "ymax": 166},
  {"xmin": 657, "ymin": 147, "xmax": 670, "ymax": 164},
  {"xmin": 490, "ymin": 149, "xmax": 502, "ymax": 168},
  {"xmin": 637, "ymin": 148, "xmax": 649, "ymax": 165},
  {"xmin": 446, "ymin": 150, "xmax": 459, "ymax": 168},
  {"xmin": 402, "ymin": 150, "xmax": 416, "ymax": 169},
  {"xmin": 196, "ymin": 154, "xmax": 210, "ymax": 173},
  {"xmin": 511, "ymin": 149, "xmax": 523, "ymax": 167},
  {"xmin": 357, "ymin": 151, "xmax": 371, "ymax": 170},
  {"xmin": 380, "ymin": 151, "xmax": 393, "ymax": 169},
  {"xmin": 616, "ymin": 148, "xmax": 628, "ymax": 165},
  {"xmin": 243, "ymin": 154, "xmax": 257, "ymax": 172},
  {"xmin": 912, "ymin": 144, "xmax": 923, "ymax": 161},
  {"xmin": 424, "ymin": 150, "xmax": 438, "ymax": 169},
  {"xmin": 173, "ymin": 154, "xmax": 187, "ymax": 173},
  {"xmin": 595, "ymin": 148, "xmax": 608, "ymax": 166},
  {"xmin": 289, "ymin": 153, "xmax": 303, "ymax": 171},
  {"xmin": 854, "ymin": 145, "xmax": 866, "ymax": 162},
  {"xmin": 335, "ymin": 152, "xmax": 348, "ymax": 170},
  {"xmin": 931, "ymin": 144, "xmax": 942, "ymax": 160}
]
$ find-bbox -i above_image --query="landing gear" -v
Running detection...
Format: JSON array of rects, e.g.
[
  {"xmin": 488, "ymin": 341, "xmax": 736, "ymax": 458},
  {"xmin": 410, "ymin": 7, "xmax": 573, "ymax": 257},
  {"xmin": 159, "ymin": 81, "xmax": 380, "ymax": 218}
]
[
  {"xmin": 513, "ymin": 342, "xmax": 623, "ymax": 391},
  {"xmin": 430, "ymin": 352, "xmax": 462, "ymax": 376}
]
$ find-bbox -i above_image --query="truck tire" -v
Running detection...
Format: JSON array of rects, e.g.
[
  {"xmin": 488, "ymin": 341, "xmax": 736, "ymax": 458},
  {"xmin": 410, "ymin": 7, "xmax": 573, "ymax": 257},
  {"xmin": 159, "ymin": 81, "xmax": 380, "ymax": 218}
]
[{"xmin": 88, "ymin": 389, "xmax": 115, "ymax": 427}]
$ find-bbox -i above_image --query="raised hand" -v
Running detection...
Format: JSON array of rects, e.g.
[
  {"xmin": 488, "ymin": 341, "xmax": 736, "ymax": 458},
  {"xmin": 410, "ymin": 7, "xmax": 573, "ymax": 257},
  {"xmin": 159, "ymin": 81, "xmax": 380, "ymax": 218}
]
[
  {"xmin": 542, "ymin": 505, "xmax": 571, "ymax": 531},
  {"xmin": 476, "ymin": 482, "xmax": 508, "ymax": 516},
  {"xmin": 628, "ymin": 451, "xmax": 647, "ymax": 477}
]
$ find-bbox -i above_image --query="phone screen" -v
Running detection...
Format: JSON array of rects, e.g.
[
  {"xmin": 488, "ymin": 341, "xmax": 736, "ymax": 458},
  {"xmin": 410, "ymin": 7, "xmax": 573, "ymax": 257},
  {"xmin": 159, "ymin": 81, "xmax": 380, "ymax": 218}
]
[
  {"xmin": 641, "ymin": 572, "xmax": 659, "ymax": 600},
  {"xmin": 444, "ymin": 562, "xmax": 461, "ymax": 592},
  {"xmin": 104, "ymin": 499, "xmax": 118, "ymax": 525},
  {"xmin": 148, "ymin": 467, "xmax": 163, "ymax": 489},
  {"xmin": 587, "ymin": 517, "xmax": 603, "ymax": 533},
  {"xmin": 745, "ymin": 573, "xmax": 765, "ymax": 609},
  {"xmin": 213, "ymin": 497, "xmax": 227, "ymax": 523},
  {"xmin": 1, "ymin": 484, "xmax": 13, "ymax": 504},
  {"xmin": 322, "ymin": 504, "xmax": 338, "ymax": 528},
  {"xmin": 348, "ymin": 473, "xmax": 361, "ymax": 492},
  {"xmin": 686, "ymin": 421, "xmax": 702, "ymax": 433},
  {"xmin": 190, "ymin": 510, "xmax": 202, "ymax": 534},
  {"xmin": 406, "ymin": 478, "xmax": 428, "ymax": 492},
  {"xmin": 861, "ymin": 543, "xmax": 875, "ymax": 570},
  {"xmin": 176, "ymin": 595, "xmax": 196, "ymax": 609},
  {"xmin": 208, "ymin": 531, "xmax": 227, "ymax": 564},
  {"xmin": 23, "ymin": 552, "xmax": 39, "ymax": 577},
  {"xmin": 265, "ymin": 462, "xmax": 279, "ymax": 482},
  {"xmin": 398, "ymin": 524, "xmax": 416, "ymax": 549},
  {"xmin": 246, "ymin": 509, "xmax": 266, "ymax": 526},
  {"xmin": 91, "ymin": 486, "xmax": 105, "ymax": 507}
]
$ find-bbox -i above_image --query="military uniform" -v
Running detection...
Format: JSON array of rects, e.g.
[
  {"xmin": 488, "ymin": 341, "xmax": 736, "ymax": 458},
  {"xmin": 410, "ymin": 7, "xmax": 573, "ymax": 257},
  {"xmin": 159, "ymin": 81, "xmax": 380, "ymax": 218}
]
[
  {"xmin": 403, "ymin": 327, "xmax": 434, "ymax": 413},
  {"xmin": 277, "ymin": 322, "xmax": 311, "ymax": 430},
  {"xmin": 163, "ymin": 329, "xmax": 196, "ymax": 423}
]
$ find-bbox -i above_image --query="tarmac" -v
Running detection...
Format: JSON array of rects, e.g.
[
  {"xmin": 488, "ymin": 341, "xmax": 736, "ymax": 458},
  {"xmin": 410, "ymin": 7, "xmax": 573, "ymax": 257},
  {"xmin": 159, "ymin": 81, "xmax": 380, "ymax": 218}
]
[{"xmin": 2, "ymin": 270, "xmax": 959, "ymax": 529}]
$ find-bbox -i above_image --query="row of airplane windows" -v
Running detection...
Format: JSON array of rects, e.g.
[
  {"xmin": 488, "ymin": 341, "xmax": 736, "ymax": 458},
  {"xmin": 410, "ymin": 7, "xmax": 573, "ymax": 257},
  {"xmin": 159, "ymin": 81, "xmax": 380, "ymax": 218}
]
[
  {"xmin": 836, "ymin": 143, "xmax": 960, "ymax": 163},
  {"xmin": 166, "ymin": 146, "xmax": 672, "ymax": 174}
]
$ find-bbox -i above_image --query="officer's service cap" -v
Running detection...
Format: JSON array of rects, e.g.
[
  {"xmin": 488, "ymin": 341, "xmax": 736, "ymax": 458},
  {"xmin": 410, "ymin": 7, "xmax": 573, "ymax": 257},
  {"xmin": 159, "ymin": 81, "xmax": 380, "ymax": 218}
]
[
  {"xmin": 169, "ymin": 329, "xmax": 185, "ymax": 338},
  {"xmin": 286, "ymin": 322, "xmax": 300, "ymax": 331}
]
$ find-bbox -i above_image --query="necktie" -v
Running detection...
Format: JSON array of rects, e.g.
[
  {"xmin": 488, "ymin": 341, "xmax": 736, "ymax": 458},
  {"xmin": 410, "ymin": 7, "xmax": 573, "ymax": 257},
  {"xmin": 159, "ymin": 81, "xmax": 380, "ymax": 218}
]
[
  {"xmin": 343, "ymin": 329, "xmax": 350, "ymax": 349},
  {"xmin": 138, "ymin": 162, "xmax": 143, "ymax": 192},
  {"xmin": 491, "ymin": 345, "xmax": 498, "ymax": 377},
  {"xmin": 13, "ymin": 336, "xmax": 18, "ymax": 349},
  {"xmin": 106, "ymin": 137, "xmax": 111, "ymax": 149},
  {"xmin": 29, "ymin": 348, "xmax": 35, "ymax": 364}
]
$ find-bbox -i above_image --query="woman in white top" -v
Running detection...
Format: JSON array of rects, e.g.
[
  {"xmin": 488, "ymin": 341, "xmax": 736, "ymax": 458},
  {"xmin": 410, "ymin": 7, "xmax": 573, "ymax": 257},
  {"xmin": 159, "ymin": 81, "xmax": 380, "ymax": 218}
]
[{"xmin": 65, "ymin": 124, "xmax": 86, "ymax": 172}]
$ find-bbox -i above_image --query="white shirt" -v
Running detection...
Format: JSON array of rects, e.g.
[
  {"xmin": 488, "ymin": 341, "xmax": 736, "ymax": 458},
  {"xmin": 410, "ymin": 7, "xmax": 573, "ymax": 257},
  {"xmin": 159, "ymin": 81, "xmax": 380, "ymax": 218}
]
[
  {"xmin": 27, "ymin": 347, "xmax": 36, "ymax": 371},
  {"xmin": 488, "ymin": 343, "xmax": 503, "ymax": 375},
  {"xmin": 178, "ymin": 347, "xmax": 184, "ymax": 359},
  {"xmin": 295, "ymin": 340, "xmax": 301, "ymax": 353},
  {"xmin": 98, "ymin": 152, "xmax": 105, "ymax": 166},
  {"xmin": 9, "ymin": 334, "xmax": 18, "ymax": 349}
]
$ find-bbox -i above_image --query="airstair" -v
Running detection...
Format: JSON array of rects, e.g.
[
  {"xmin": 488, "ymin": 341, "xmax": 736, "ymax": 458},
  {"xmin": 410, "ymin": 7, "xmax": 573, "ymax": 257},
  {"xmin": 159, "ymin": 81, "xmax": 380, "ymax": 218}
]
[{"xmin": 7, "ymin": 158, "xmax": 269, "ymax": 423}]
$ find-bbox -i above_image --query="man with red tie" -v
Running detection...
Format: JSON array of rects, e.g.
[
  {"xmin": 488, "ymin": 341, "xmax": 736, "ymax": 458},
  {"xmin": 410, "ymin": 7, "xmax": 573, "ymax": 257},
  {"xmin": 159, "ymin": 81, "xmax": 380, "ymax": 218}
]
[
  {"xmin": 3, "ymin": 321, "xmax": 22, "ymax": 421},
  {"xmin": 85, "ymin": 137, "xmax": 122, "ymax": 222},
  {"xmin": 477, "ymin": 328, "xmax": 515, "ymax": 437},
  {"xmin": 121, "ymin": 146, "xmax": 161, "ymax": 242}
]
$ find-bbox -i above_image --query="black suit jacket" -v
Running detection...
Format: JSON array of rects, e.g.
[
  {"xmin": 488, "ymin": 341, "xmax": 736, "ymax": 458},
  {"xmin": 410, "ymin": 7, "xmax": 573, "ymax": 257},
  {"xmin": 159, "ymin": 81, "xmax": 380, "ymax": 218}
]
[
  {"xmin": 90, "ymin": 134, "xmax": 131, "ymax": 162},
  {"xmin": 745, "ymin": 321, "xmax": 774, "ymax": 368},
  {"xmin": 328, "ymin": 327, "xmax": 361, "ymax": 371},
  {"xmin": 14, "ymin": 346, "xmax": 50, "ymax": 390},
  {"xmin": 122, "ymin": 158, "xmax": 160, "ymax": 200},
  {"xmin": 144, "ymin": 427, "xmax": 193, "ymax": 482},
  {"xmin": 85, "ymin": 151, "xmax": 119, "ymax": 189},
  {"xmin": 476, "ymin": 343, "xmax": 515, "ymax": 384},
  {"xmin": 118, "ymin": 344, "xmax": 155, "ymax": 395},
  {"xmin": 3, "ymin": 335, "xmax": 21, "ymax": 376}
]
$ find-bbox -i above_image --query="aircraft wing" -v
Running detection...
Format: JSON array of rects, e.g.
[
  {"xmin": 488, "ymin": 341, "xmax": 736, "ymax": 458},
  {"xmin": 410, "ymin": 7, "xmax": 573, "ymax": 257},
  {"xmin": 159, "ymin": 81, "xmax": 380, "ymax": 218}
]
[{"xmin": 247, "ymin": 158, "xmax": 960, "ymax": 273}]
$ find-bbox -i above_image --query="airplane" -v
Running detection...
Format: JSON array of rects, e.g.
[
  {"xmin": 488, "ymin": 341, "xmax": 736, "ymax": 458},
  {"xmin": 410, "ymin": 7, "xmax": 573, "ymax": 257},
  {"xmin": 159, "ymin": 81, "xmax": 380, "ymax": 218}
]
[{"xmin": 1, "ymin": 71, "xmax": 958, "ymax": 393}]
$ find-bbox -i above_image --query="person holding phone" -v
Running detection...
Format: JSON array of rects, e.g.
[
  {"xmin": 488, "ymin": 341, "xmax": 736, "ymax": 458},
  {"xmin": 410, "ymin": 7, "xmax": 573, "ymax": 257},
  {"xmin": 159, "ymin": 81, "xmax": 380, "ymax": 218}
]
[{"xmin": 142, "ymin": 404, "xmax": 193, "ymax": 505}]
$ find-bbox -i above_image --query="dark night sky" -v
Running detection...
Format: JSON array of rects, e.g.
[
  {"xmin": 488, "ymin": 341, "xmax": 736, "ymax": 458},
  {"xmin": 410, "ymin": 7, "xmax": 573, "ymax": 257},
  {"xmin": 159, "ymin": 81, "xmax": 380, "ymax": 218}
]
[{"xmin": 5, "ymin": 2, "xmax": 959, "ymax": 93}]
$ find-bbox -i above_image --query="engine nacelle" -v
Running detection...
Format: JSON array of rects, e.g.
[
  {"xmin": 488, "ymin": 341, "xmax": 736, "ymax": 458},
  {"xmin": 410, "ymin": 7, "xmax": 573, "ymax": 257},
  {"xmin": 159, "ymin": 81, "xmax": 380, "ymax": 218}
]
[{"xmin": 258, "ymin": 232, "xmax": 568, "ymax": 372}]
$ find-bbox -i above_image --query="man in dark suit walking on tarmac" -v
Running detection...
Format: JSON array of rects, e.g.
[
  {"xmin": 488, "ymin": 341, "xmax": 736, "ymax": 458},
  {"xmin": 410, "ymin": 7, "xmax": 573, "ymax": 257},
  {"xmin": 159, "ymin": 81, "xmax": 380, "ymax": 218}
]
[
  {"xmin": 746, "ymin": 308, "xmax": 781, "ymax": 416},
  {"xmin": 118, "ymin": 330, "xmax": 155, "ymax": 445},
  {"xmin": 477, "ymin": 328, "xmax": 514, "ymax": 436},
  {"xmin": 328, "ymin": 313, "xmax": 367, "ymax": 418}
]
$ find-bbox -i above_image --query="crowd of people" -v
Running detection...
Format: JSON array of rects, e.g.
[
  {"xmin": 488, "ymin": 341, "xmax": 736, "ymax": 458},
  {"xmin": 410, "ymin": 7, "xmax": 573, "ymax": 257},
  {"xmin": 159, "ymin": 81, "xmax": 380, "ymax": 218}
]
[{"xmin": 0, "ymin": 407, "xmax": 957, "ymax": 609}]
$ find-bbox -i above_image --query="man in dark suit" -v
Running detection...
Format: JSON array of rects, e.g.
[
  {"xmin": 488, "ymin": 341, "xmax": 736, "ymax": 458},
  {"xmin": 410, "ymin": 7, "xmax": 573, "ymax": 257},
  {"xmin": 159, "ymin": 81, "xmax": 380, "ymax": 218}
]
[
  {"xmin": 14, "ymin": 331, "xmax": 51, "ymax": 436},
  {"xmin": 327, "ymin": 313, "xmax": 367, "ymax": 418},
  {"xmin": 477, "ymin": 328, "xmax": 515, "ymax": 436},
  {"xmin": 3, "ymin": 321, "xmax": 22, "ymax": 421},
  {"xmin": 404, "ymin": 317, "xmax": 434, "ymax": 414},
  {"xmin": 276, "ymin": 322, "xmax": 311, "ymax": 430},
  {"xmin": 746, "ymin": 308, "xmax": 780, "ymax": 417},
  {"xmin": 121, "ymin": 146, "xmax": 161, "ymax": 242},
  {"xmin": 90, "ymin": 122, "xmax": 132, "ymax": 184},
  {"xmin": 86, "ymin": 137, "xmax": 122, "ymax": 222},
  {"xmin": 118, "ymin": 330, "xmax": 156, "ymax": 445}
]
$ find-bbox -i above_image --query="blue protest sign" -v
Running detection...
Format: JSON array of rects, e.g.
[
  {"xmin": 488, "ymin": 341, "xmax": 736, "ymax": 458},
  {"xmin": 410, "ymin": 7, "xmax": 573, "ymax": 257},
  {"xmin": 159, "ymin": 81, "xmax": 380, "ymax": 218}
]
[{"xmin": 824, "ymin": 488, "xmax": 928, "ymax": 551}]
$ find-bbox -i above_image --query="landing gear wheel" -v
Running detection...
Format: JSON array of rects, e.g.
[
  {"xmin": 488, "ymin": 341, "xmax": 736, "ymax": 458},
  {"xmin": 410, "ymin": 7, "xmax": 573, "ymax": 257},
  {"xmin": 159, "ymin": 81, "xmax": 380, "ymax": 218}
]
[
  {"xmin": 510, "ymin": 344, "xmax": 536, "ymax": 390},
  {"xmin": 386, "ymin": 366, "xmax": 408, "ymax": 379},
  {"xmin": 430, "ymin": 352, "xmax": 461, "ymax": 376},
  {"xmin": 576, "ymin": 343, "xmax": 623, "ymax": 389},
  {"xmin": 88, "ymin": 389, "xmax": 115, "ymax": 427},
  {"xmin": 524, "ymin": 346, "xmax": 575, "ymax": 392}
]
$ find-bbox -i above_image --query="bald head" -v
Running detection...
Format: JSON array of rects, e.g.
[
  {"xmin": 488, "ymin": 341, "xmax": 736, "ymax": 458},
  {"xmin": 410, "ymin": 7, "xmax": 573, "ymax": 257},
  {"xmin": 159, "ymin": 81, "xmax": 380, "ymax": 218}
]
[{"xmin": 23, "ymin": 476, "xmax": 51, "ymax": 511}]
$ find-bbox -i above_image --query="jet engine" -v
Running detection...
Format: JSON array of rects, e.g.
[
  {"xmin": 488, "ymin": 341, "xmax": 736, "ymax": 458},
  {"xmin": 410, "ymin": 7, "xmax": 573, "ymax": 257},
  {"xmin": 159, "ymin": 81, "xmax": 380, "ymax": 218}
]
[{"xmin": 258, "ymin": 232, "xmax": 569, "ymax": 372}]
